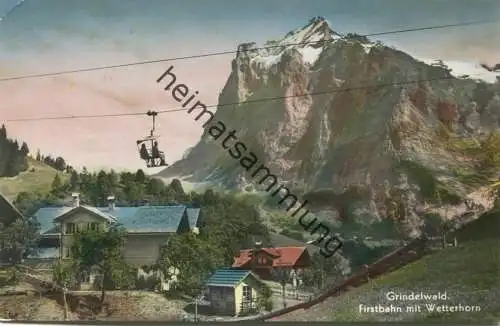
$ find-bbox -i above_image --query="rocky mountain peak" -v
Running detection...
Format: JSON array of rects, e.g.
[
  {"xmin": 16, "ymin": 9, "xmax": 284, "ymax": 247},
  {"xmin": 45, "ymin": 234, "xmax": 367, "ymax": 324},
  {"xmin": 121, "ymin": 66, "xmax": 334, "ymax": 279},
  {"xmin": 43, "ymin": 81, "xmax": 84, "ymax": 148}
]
[
  {"xmin": 160, "ymin": 17, "xmax": 500, "ymax": 237},
  {"xmin": 236, "ymin": 16, "xmax": 339, "ymax": 68}
]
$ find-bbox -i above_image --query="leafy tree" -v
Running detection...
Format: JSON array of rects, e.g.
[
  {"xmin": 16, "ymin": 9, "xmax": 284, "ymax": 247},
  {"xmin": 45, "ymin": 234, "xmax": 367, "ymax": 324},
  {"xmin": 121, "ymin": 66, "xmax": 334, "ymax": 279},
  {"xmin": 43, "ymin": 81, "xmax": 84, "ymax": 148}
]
[
  {"xmin": 54, "ymin": 157, "xmax": 67, "ymax": 171},
  {"xmin": 53, "ymin": 261, "xmax": 77, "ymax": 289},
  {"xmin": 70, "ymin": 226, "xmax": 132, "ymax": 304},
  {"xmin": 0, "ymin": 216, "xmax": 40, "ymax": 265},
  {"xmin": 170, "ymin": 179, "xmax": 184, "ymax": 195},
  {"xmin": 158, "ymin": 232, "xmax": 224, "ymax": 297},
  {"xmin": 256, "ymin": 283, "xmax": 273, "ymax": 311},
  {"xmin": 146, "ymin": 178, "xmax": 165, "ymax": 195},
  {"xmin": 14, "ymin": 191, "xmax": 53, "ymax": 217},
  {"xmin": 135, "ymin": 169, "xmax": 146, "ymax": 184}
]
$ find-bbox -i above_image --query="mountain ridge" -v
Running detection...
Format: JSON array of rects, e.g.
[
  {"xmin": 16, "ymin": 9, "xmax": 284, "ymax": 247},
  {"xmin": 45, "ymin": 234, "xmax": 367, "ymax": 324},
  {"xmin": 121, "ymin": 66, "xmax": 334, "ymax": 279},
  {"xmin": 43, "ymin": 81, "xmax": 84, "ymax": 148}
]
[{"xmin": 157, "ymin": 17, "xmax": 500, "ymax": 236}]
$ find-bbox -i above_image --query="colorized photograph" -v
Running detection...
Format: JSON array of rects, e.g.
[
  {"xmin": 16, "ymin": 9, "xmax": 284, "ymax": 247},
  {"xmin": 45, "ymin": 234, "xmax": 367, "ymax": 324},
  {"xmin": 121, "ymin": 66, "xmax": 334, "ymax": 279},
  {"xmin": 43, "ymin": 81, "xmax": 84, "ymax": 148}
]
[{"xmin": 0, "ymin": 0, "xmax": 499, "ymax": 323}]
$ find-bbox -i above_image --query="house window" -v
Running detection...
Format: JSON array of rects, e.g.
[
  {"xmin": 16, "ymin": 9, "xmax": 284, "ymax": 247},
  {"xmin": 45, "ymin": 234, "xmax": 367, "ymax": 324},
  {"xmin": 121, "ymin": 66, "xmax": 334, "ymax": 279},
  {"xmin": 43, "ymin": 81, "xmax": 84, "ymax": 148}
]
[
  {"xmin": 242, "ymin": 285, "xmax": 252, "ymax": 302},
  {"xmin": 66, "ymin": 223, "xmax": 76, "ymax": 234},
  {"xmin": 89, "ymin": 223, "xmax": 98, "ymax": 231},
  {"xmin": 64, "ymin": 248, "xmax": 70, "ymax": 258}
]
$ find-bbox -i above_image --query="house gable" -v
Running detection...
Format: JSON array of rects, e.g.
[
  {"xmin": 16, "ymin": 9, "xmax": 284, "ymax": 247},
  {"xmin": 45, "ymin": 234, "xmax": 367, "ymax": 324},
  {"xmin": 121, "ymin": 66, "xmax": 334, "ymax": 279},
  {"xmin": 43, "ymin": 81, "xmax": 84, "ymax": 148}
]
[
  {"xmin": 240, "ymin": 272, "xmax": 264, "ymax": 289},
  {"xmin": 0, "ymin": 193, "xmax": 24, "ymax": 225},
  {"xmin": 53, "ymin": 206, "xmax": 113, "ymax": 225},
  {"xmin": 253, "ymin": 249, "xmax": 277, "ymax": 268}
]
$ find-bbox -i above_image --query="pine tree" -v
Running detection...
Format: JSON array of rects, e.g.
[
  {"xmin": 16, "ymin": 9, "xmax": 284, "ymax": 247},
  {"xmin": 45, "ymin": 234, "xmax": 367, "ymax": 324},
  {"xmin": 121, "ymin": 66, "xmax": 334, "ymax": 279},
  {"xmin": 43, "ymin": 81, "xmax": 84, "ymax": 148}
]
[
  {"xmin": 20, "ymin": 142, "xmax": 29, "ymax": 156},
  {"xmin": 69, "ymin": 171, "xmax": 79, "ymax": 191},
  {"xmin": 0, "ymin": 124, "xmax": 6, "ymax": 138},
  {"xmin": 51, "ymin": 174, "xmax": 63, "ymax": 193}
]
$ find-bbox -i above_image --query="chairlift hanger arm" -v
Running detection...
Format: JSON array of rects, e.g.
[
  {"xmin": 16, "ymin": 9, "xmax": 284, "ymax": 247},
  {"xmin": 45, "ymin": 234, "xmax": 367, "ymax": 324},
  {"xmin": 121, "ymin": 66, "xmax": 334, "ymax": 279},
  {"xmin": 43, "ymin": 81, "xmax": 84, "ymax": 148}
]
[{"xmin": 146, "ymin": 110, "xmax": 158, "ymax": 136}]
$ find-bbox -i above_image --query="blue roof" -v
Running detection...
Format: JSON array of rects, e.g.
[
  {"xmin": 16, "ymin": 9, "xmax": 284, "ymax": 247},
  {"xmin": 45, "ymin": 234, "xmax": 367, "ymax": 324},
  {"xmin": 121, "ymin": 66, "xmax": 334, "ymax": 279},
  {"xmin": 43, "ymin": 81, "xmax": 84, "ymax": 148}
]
[
  {"xmin": 34, "ymin": 207, "xmax": 72, "ymax": 234},
  {"xmin": 206, "ymin": 269, "xmax": 254, "ymax": 287},
  {"xmin": 33, "ymin": 204, "xmax": 195, "ymax": 234},
  {"xmin": 97, "ymin": 205, "xmax": 187, "ymax": 233}
]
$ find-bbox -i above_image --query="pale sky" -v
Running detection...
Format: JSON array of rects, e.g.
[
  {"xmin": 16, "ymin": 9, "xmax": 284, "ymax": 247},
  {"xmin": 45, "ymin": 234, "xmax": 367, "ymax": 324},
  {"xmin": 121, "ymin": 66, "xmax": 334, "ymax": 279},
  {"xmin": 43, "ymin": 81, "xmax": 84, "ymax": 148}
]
[{"xmin": 1, "ymin": 0, "xmax": 499, "ymax": 172}]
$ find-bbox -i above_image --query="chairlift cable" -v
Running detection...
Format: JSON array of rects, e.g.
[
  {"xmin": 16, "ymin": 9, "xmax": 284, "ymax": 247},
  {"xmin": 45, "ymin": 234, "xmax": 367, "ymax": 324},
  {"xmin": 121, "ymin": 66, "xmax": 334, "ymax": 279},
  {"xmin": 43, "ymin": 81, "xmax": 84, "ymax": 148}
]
[{"xmin": 4, "ymin": 71, "xmax": 496, "ymax": 123}]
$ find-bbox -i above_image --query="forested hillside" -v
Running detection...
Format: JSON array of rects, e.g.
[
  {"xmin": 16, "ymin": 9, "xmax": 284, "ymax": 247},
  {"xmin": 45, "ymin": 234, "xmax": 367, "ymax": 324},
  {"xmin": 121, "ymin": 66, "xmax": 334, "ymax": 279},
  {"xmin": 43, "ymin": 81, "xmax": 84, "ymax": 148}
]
[
  {"xmin": 0, "ymin": 124, "xmax": 29, "ymax": 177},
  {"xmin": 0, "ymin": 124, "xmax": 74, "ymax": 200}
]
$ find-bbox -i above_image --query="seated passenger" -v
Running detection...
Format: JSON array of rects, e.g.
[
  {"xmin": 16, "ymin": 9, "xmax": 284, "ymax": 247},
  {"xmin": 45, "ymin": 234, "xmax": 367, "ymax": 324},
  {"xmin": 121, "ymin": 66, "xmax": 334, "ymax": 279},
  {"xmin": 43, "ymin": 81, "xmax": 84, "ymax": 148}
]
[
  {"xmin": 140, "ymin": 143, "xmax": 150, "ymax": 160},
  {"xmin": 152, "ymin": 141, "xmax": 161, "ymax": 158}
]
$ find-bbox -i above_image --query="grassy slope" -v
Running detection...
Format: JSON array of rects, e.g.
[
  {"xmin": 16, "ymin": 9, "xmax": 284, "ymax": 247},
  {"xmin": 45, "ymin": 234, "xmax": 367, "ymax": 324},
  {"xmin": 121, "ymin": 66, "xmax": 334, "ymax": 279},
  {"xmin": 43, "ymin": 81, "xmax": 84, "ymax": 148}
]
[
  {"xmin": 279, "ymin": 239, "xmax": 500, "ymax": 322},
  {"xmin": 0, "ymin": 157, "xmax": 67, "ymax": 201}
]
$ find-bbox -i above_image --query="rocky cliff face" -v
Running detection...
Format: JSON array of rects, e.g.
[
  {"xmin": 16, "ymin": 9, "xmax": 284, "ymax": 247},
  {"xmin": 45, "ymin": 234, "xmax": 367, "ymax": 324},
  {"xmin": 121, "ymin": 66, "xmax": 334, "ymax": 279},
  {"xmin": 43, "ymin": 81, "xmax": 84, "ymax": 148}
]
[{"xmin": 159, "ymin": 17, "xmax": 500, "ymax": 235}]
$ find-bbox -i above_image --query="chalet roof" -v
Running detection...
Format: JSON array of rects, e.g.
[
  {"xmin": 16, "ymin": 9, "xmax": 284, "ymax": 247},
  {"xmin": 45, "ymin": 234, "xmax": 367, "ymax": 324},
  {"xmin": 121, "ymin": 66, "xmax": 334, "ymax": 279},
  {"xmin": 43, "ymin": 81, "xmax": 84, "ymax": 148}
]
[
  {"xmin": 232, "ymin": 246, "xmax": 309, "ymax": 268},
  {"xmin": 0, "ymin": 192, "xmax": 24, "ymax": 225},
  {"xmin": 33, "ymin": 204, "xmax": 200, "ymax": 234},
  {"xmin": 206, "ymin": 269, "xmax": 261, "ymax": 288}
]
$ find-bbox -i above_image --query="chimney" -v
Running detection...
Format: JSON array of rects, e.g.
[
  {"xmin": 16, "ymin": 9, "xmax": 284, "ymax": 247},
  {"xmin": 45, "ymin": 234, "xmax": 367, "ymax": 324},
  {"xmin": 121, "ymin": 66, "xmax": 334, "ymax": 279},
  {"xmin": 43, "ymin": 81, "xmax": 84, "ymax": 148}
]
[
  {"xmin": 107, "ymin": 195, "xmax": 116, "ymax": 211},
  {"xmin": 254, "ymin": 241, "xmax": 263, "ymax": 250},
  {"xmin": 251, "ymin": 241, "xmax": 263, "ymax": 273},
  {"xmin": 71, "ymin": 193, "xmax": 80, "ymax": 207}
]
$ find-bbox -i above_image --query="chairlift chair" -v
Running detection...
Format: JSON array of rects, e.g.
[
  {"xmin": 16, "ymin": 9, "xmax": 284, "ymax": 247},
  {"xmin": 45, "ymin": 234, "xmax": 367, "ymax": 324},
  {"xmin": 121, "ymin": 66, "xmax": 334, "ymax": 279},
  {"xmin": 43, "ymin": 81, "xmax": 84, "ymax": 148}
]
[{"xmin": 136, "ymin": 110, "xmax": 168, "ymax": 168}]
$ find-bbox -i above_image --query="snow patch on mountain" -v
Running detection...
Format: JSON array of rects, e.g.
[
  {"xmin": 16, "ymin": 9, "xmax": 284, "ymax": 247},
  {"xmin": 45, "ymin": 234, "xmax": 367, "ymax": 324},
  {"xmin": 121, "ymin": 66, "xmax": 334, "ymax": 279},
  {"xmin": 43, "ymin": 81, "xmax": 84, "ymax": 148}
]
[
  {"xmin": 298, "ymin": 46, "xmax": 323, "ymax": 65},
  {"xmin": 420, "ymin": 58, "xmax": 499, "ymax": 83}
]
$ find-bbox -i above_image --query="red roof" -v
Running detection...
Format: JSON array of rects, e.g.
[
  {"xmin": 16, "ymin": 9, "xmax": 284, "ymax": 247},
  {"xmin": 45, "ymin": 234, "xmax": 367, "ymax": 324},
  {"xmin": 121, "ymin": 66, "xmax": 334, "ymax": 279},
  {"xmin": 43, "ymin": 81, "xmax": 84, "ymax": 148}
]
[{"xmin": 232, "ymin": 246, "xmax": 309, "ymax": 268}]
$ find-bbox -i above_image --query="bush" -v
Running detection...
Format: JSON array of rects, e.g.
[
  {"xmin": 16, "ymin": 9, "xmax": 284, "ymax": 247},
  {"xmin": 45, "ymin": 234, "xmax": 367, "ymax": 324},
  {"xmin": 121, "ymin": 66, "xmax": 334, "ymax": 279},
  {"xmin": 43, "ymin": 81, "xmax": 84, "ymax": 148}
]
[
  {"xmin": 135, "ymin": 274, "xmax": 161, "ymax": 290},
  {"xmin": 257, "ymin": 283, "xmax": 273, "ymax": 312}
]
